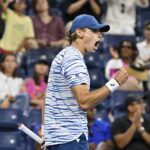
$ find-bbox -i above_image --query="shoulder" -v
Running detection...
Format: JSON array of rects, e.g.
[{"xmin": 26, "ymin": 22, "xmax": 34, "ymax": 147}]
[{"xmin": 137, "ymin": 40, "xmax": 146, "ymax": 48}]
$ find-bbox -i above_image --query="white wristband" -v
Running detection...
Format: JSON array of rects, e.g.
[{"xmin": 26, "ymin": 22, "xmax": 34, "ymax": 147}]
[{"xmin": 105, "ymin": 78, "xmax": 120, "ymax": 93}]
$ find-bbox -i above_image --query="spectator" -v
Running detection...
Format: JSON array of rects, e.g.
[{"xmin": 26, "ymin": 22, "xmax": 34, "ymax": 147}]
[
  {"xmin": 137, "ymin": 21, "xmax": 150, "ymax": 63},
  {"xmin": 0, "ymin": 53, "xmax": 29, "ymax": 114},
  {"xmin": 87, "ymin": 107, "xmax": 113, "ymax": 150},
  {"xmin": 30, "ymin": 0, "xmax": 66, "ymax": 49},
  {"xmin": 112, "ymin": 94, "xmax": 150, "ymax": 150},
  {"xmin": 105, "ymin": 40, "xmax": 144, "ymax": 91},
  {"xmin": 103, "ymin": 0, "xmax": 149, "ymax": 35},
  {"xmin": 62, "ymin": 0, "xmax": 102, "ymax": 23},
  {"xmin": 21, "ymin": 55, "xmax": 49, "ymax": 109},
  {"xmin": 0, "ymin": 0, "xmax": 35, "ymax": 55}
]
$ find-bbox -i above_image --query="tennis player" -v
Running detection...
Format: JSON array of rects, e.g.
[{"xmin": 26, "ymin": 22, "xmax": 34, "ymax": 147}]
[{"xmin": 44, "ymin": 14, "xmax": 128, "ymax": 150}]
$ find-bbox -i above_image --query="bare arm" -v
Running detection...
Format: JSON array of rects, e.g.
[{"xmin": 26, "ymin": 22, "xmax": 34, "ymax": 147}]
[
  {"xmin": 114, "ymin": 124, "xmax": 137, "ymax": 149},
  {"xmin": 72, "ymin": 68, "xmax": 128, "ymax": 110},
  {"xmin": 89, "ymin": 0, "xmax": 101, "ymax": 15},
  {"xmin": 0, "ymin": 0, "xmax": 9, "ymax": 12},
  {"xmin": 140, "ymin": 131, "xmax": 150, "ymax": 145},
  {"xmin": 113, "ymin": 112, "xmax": 142, "ymax": 149},
  {"xmin": 67, "ymin": 0, "xmax": 88, "ymax": 14}
]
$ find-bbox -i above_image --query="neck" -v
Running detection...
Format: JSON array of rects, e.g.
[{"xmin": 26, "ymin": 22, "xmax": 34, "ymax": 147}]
[
  {"xmin": 4, "ymin": 71, "xmax": 13, "ymax": 77},
  {"xmin": 146, "ymin": 39, "xmax": 150, "ymax": 45},
  {"xmin": 38, "ymin": 11, "xmax": 50, "ymax": 18},
  {"xmin": 15, "ymin": 11, "xmax": 24, "ymax": 16},
  {"xmin": 122, "ymin": 57, "xmax": 133, "ymax": 64},
  {"xmin": 71, "ymin": 40, "xmax": 85, "ymax": 55},
  {"xmin": 38, "ymin": 74, "xmax": 45, "ymax": 81}
]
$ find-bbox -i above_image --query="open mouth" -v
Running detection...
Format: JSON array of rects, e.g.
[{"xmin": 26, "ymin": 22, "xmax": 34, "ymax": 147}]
[{"xmin": 94, "ymin": 41, "xmax": 100, "ymax": 48}]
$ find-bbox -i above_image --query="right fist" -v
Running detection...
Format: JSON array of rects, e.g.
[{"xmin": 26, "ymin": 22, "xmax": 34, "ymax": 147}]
[{"xmin": 114, "ymin": 68, "xmax": 128, "ymax": 86}]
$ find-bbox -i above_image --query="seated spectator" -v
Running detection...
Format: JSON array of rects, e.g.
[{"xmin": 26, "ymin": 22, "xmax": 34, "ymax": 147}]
[
  {"xmin": 21, "ymin": 55, "xmax": 49, "ymax": 109},
  {"xmin": 0, "ymin": 53, "xmax": 29, "ymax": 114},
  {"xmin": 0, "ymin": 0, "xmax": 35, "ymax": 55},
  {"xmin": 87, "ymin": 107, "xmax": 113, "ymax": 150},
  {"xmin": 112, "ymin": 94, "xmax": 150, "ymax": 150},
  {"xmin": 62, "ymin": 0, "xmax": 102, "ymax": 23},
  {"xmin": 137, "ymin": 21, "xmax": 150, "ymax": 63},
  {"xmin": 137, "ymin": 21, "xmax": 150, "ymax": 89},
  {"xmin": 103, "ymin": 0, "xmax": 149, "ymax": 35},
  {"xmin": 105, "ymin": 40, "xmax": 144, "ymax": 91},
  {"xmin": 30, "ymin": 0, "xmax": 66, "ymax": 49}
]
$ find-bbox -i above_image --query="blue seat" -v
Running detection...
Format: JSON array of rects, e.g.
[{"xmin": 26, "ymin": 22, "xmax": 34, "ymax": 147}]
[
  {"xmin": 84, "ymin": 52, "xmax": 104, "ymax": 69},
  {"xmin": 26, "ymin": 109, "xmax": 42, "ymax": 128},
  {"xmin": 0, "ymin": 131, "xmax": 26, "ymax": 150},
  {"xmin": 26, "ymin": 48, "xmax": 61, "ymax": 76},
  {"xmin": 100, "ymin": 34, "xmax": 136, "ymax": 63},
  {"xmin": 102, "ymin": 34, "xmax": 136, "ymax": 51},
  {"xmin": 88, "ymin": 68, "xmax": 106, "ymax": 89},
  {"xmin": 0, "ymin": 109, "xmax": 23, "ymax": 130},
  {"xmin": 110, "ymin": 90, "xmax": 144, "ymax": 118}
]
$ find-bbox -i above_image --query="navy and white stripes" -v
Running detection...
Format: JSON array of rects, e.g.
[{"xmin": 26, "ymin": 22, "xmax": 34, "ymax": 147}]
[{"xmin": 44, "ymin": 46, "xmax": 90, "ymax": 146}]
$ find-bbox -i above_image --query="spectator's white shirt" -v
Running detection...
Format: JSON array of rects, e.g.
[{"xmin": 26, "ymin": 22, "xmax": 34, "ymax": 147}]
[
  {"xmin": 137, "ymin": 40, "xmax": 150, "ymax": 62},
  {"xmin": 103, "ymin": 0, "xmax": 149, "ymax": 35},
  {"xmin": 105, "ymin": 58, "xmax": 123, "ymax": 79},
  {"xmin": 0, "ymin": 71, "xmax": 23, "ymax": 99}
]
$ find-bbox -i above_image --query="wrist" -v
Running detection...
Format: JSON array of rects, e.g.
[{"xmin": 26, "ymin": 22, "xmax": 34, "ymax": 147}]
[
  {"xmin": 139, "ymin": 126, "xmax": 146, "ymax": 135},
  {"xmin": 105, "ymin": 78, "xmax": 120, "ymax": 93}
]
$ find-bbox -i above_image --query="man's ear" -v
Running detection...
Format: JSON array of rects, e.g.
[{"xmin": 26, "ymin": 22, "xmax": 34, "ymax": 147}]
[
  {"xmin": 128, "ymin": 105, "xmax": 133, "ymax": 112},
  {"xmin": 75, "ymin": 28, "xmax": 84, "ymax": 38}
]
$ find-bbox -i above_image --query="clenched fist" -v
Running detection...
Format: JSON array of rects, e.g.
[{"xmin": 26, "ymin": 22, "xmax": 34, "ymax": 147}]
[{"xmin": 114, "ymin": 68, "xmax": 128, "ymax": 86}]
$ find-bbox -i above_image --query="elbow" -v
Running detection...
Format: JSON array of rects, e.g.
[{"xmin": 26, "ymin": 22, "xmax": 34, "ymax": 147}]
[
  {"xmin": 78, "ymin": 99, "xmax": 90, "ymax": 111},
  {"xmin": 116, "ymin": 142, "xmax": 126, "ymax": 149},
  {"xmin": 79, "ymin": 104, "xmax": 90, "ymax": 111}
]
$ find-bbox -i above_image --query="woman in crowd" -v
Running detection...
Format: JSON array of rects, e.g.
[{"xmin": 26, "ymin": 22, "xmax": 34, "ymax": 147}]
[
  {"xmin": 21, "ymin": 55, "xmax": 49, "ymax": 109},
  {"xmin": 0, "ymin": 53, "xmax": 29, "ymax": 114},
  {"xmin": 105, "ymin": 40, "xmax": 144, "ymax": 91}
]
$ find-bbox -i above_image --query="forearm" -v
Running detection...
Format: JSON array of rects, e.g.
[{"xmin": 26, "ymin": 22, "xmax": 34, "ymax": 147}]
[
  {"xmin": 0, "ymin": 99, "xmax": 10, "ymax": 108},
  {"xmin": 141, "ymin": 131, "xmax": 150, "ymax": 145},
  {"xmin": 67, "ymin": 0, "xmax": 87, "ymax": 14},
  {"xmin": 74, "ymin": 85, "xmax": 110, "ymax": 110},
  {"xmin": 89, "ymin": 0, "xmax": 101, "ymax": 15},
  {"xmin": 114, "ymin": 124, "xmax": 137, "ymax": 149}
]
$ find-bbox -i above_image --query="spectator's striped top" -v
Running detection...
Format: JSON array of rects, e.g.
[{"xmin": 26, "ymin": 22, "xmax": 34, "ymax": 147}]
[{"xmin": 44, "ymin": 46, "xmax": 90, "ymax": 146}]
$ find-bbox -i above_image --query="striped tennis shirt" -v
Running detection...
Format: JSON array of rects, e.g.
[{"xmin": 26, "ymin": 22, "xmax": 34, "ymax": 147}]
[{"xmin": 44, "ymin": 46, "xmax": 90, "ymax": 146}]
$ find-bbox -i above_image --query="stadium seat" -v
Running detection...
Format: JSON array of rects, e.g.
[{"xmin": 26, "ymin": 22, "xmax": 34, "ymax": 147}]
[
  {"xmin": 0, "ymin": 109, "xmax": 23, "ymax": 130},
  {"xmin": 88, "ymin": 68, "xmax": 106, "ymax": 89},
  {"xmin": 25, "ymin": 109, "xmax": 42, "ymax": 128},
  {"xmin": 84, "ymin": 52, "xmax": 104, "ymax": 69},
  {"xmin": 100, "ymin": 34, "xmax": 136, "ymax": 63},
  {"xmin": 0, "ymin": 131, "xmax": 26, "ymax": 150},
  {"xmin": 110, "ymin": 90, "xmax": 144, "ymax": 118},
  {"xmin": 102, "ymin": 34, "xmax": 136, "ymax": 51},
  {"xmin": 26, "ymin": 48, "xmax": 61, "ymax": 76}
]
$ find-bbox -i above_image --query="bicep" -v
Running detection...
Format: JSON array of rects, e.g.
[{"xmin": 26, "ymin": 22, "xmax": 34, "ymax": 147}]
[{"xmin": 71, "ymin": 84, "xmax": 89, "ymax": 104}]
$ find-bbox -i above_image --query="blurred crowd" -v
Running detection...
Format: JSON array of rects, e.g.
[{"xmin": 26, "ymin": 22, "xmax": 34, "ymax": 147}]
[{"xmin": 0, "ymin": 0, "xmax": 150, "ymax": 150}]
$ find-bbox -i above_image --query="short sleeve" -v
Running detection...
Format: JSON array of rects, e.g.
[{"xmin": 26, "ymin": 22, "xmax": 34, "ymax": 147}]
[
  {"xmin": 61, "ymin": 54, "xmax": 89, "ymax": 88},
  {"xmin": 112, "ymin": 118, "xmax": 125, "ymax": 136},
  {"xmin": 25, "ymin": 17, "xmax": 35, "ymax": 38}
]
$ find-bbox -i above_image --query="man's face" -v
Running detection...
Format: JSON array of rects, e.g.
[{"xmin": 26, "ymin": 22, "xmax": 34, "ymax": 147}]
[
  {"xmin": 82, "ymin": 28, "xmax": 102, "ymax": 53},
  {"xmin": 144, "ymin": 25, "xmax": 150, "ymax": 40},
  {"xmin": 128, "ymin": 99, "xmax": 146, "ymax": 115}
]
